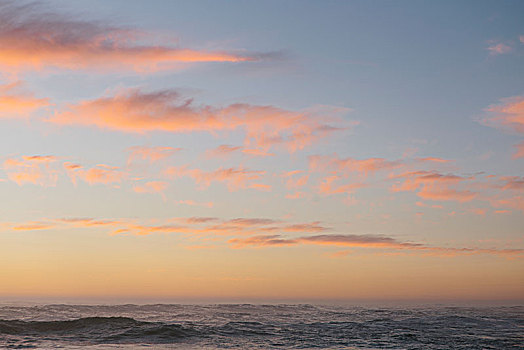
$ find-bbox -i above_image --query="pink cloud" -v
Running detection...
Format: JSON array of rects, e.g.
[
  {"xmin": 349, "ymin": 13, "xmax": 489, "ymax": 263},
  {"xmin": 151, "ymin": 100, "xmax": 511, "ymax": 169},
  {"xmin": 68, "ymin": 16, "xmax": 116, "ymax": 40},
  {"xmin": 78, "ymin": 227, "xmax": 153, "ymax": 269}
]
[
  {"xmin": 416, "ymin": 157, "xmax": 452, "ymax": 163},
  {"xmin": 64, "ymin": 163, "xmax": 125, "ymax": 186},
  {"xmin": 513, "ymin": 141, "xmax": 524, "ymax": 159},
  {"xmin": 241, "ymin": 148, "xmax": 275, "ymax": 157},
  {"xmin": 228, "ymin": 233, "xmax": 523, "ymax": 258},
  {"xmin": 133, "ymin": 181, "xmax": 169, "ymax": 200},
  {"xmin": 249, "ymin": 183, "xmax": 272, "ymax": 191},
  {"xmin": 165, "ymin": 165, "xmax": 266, "ymax": 191},
  {"xmin": 391, "ymin": 171, "xmax": 476, "ymax": 202},
  {"xmin": 205, "ymin": 145, "xmax": 275, "ymax": 158},
  {"xmin": 285, "ymin": 191, "xmax": 306, "ymax": 199},
  {"xmin": 482, "ymin": 96, "xmax": 524, "ymax": 135},
  {"xmin": 177, "ymin": 217, "xmax": 218, "ymax": 224},
  {"xmin": 206, "ymin": 144, "xmax": 242, "ymax": 158},
  {"xmin": 280, "ymin": 170, "xmax": 309, "ymax": 189},
  {"xmin": 0, "ymin": 3, "xmax": 256, "ymax": 73},
  {"xmin": 487, "ymin": 42, "xmax": 513, "ymax": 55},
  {"xmin": 490, "ymin": 196, "xmax": 524, "ymax": 213},
  {"xmin": 177, "ymin": 200, "xmax": 214, "ymax": 208},
  {"xmin": 309, "ymin": 154, "xmax": 402, "ymax": 176},
  {"xmin": 127, "ymin": 146, "xmax": 181, "ymax": 164},
  {"xmin": 318, "ymin": 175, "xmax": 366, "ymax": 198},
  {"xmin": 49, "ymin": 88, "xmax": 351, "ymax": 153}
]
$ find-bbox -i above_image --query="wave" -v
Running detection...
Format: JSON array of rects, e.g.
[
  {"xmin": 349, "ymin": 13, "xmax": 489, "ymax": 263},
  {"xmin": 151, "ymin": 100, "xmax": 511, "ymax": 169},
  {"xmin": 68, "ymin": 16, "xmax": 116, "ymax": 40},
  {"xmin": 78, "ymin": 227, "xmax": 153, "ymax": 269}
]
[
  {"xmin": 0, "ymin": 306, "xmax": 522, "ymax": 349},
  {"xmin": 0, "ymin": 317, "xmax": 195, "ymax": 343}
]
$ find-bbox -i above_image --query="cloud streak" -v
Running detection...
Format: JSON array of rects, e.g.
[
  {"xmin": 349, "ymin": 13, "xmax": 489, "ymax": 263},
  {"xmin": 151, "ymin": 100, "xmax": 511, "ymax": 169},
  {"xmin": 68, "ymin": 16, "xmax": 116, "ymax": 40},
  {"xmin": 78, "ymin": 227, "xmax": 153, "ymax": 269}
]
[
  {"xmin": 127, "ymin": 146, "xmax": 181, "ymax": 164},
  {"xmin": 49, "ymin": 88, "xmax": 350, "ymax": 152},
  {"xmin": 0, "ymin": 81, "xmax": 49, "ymax": 119},
  {"xmin": 3, "ymin": 215, "xmax": 521, "ymax": 258},
  {"xmin": 391, "ymin": 171, "xmax": 476, "ymax": 202},
  {"xmin": 165, "ymin": 165, "xmax": 266, "ymax": 191},
  {"xmin": 0, "ymin": 1, "xmax": 256, "ymax": 73},
  {"xmin": 228, "ymin": 233, "xmax": 523, "ymax": 257}
]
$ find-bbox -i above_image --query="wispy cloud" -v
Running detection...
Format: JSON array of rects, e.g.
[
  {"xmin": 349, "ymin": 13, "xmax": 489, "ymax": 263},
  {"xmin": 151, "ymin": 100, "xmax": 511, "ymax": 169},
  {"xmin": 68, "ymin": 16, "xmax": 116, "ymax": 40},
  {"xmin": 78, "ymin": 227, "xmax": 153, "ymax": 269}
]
[
  {"xmin": 229, "ymin": 233, "xmax": 523, "ymax": 258},
  {"xmin": 205, "ymin": 144, "xmax": 275, "ymax": 158},
  {"xmin": 127, "ymin": 146, "xmax": 181, "ymax": 164},
  {"xmin": 280, "ymin": 170, "xmax": 309, "ymax": 189},
  {"xmin": 64, "ymin": 163, "xmax": 125, "ymax": 186},
  {"xmin": 0, "ymin": 1, "xmax": 257, "ymax": 73},
  {"xmin": 205, "ymin": 144, "xmax": 242, "ymax": 158},
  {"xmin": 0, "ymin": 81, "xmax": 49, "ymax": 118},
  {"xmin": 133, "ymin": 181, "xmax": 169, "ymax": 200},
  {"xmin": 177, "ymin": 200, "xmax": 214, "ymax": 208},
  {"xmin": 165, "ymin": 165, "xmax": 266, "ymax": 191},
  {"xmin": 481, "ymin": 96, "xmax": 524, "ymax": 135},
  {"xmin": 391, "ymin": 171, "xmax": 476, "ymax": 202},
  {"xmin": 3, "ymin": 155, "xmax": 58, "ymax": 186},
  {"xmin": 49, "ymin": 88, "xmax": 351, "ymax": 152},
  {"xmin": 513, "ymin": 141, "xmax": 524, "ymax": 159},
  {"xmin": 3, "ymin": 215, "xmax": 521, "ymax": 258},
  {"xmin": 480, "ymin": 95, "xmax": 524, "ymax": 159},
  {"xmin": 487, "ymin": 42, "xmax": 513, "ymax": 55},
  {"xmin": 12, "ymin": 221, "xmax": 55, "ymax": 231},
  {"xmin": 309, "ymin": 154, "xmax": 402, "ymax": 176}
]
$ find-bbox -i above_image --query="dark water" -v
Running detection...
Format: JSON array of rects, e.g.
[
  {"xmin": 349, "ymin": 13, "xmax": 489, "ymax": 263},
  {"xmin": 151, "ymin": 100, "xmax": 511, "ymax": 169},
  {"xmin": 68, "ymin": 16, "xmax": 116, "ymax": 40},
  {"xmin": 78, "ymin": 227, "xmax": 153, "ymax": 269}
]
[{"xmin": 0, "ymin": 304, "xmax": 522, "ymax": 349}]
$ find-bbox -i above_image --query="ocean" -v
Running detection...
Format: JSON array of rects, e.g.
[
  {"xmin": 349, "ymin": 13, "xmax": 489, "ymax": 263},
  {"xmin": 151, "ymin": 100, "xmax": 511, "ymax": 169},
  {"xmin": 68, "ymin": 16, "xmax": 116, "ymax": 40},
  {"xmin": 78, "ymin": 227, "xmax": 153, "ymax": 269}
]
[{"xmin": 0, "ymin": 304, "xmax": 522, "ymax": 349}]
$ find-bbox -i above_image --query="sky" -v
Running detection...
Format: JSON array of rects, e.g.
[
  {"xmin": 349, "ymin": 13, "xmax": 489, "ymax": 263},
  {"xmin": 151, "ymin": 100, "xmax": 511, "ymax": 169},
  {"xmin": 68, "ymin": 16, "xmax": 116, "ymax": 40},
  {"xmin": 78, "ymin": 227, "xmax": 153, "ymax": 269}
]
[{"xmin": 0, "ymin": 0, "xmax": 523, "ymax": 303}]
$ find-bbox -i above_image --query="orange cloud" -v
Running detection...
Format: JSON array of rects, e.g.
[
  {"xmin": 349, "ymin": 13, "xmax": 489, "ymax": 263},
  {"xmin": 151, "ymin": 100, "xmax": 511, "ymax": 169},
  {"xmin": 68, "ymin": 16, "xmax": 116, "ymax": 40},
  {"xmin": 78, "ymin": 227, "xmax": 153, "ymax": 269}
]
[
  {"xmin": 206, "ymin": 145, "xmax": 242, "ymax": 158},
  {"xmin": 281, "ymin": 222, "xmax": 327, "ymax": 233},
  {"xmin": 416, "ymin": 157, "xmax": 452, "ymax": 163},
  {"xmin": 280, "ymin": 170, "xmax": 309, "ymax": 189},
  {"xmin": 391, "ymin": 171, "xmax": 476, "ymax": 202},
  {"xmin": 49, "ymin": 88, "xmax": 350, "ymax": 153},
  {"xmin": 228, "ymin": 233, "xmax": 523, "ymax": 258},
  {"xmin": 177, "ymin": 217, "xmax": 218, "ymax": 224},
  {"xmin": 229, "ymin": 235, "xmax": 298, "ymax": 248},
  {"xmin": 309, "ymin": 154, "xmax": 401, "ymax": 176},
  {"xmin": 482, "ymin": 96, "xmax": 524, "ymax": 135},
  {"xmin": 0, "ymin": 81, "xmax": 49, "ymax": 119},
  {"xmin": 513, "ymin": 141, "xmax": 524, "ymax": 159},
  {"xmin": 12, "ymin": 221, "xmax": 55, "ymax": 231},
  {"xmin": 57, "ymin": 217, "xmax": 124, "ymax": 227},
  {"xmin": 241, "ymin": 148, "xmax": 275, "ymax": 157},
  {"xmin": 64, "ymin": 163, "xmax": 125, "ymax": 185},
  {"xmin": 318, "ymin": 175, "xmax": 366, "ymax": 199},
  {"xmin": 249, "ymin": 183, "xmax": 272, "ymax": 191},
  {"xmin": 417, "ymin": 187, "xmax": 476, "ymax": 202},
  {"xmin": 165, "ymin": 165, "xmax": 266, "ymax": 191},
  {"xmin": 177, "ymin": 200, "xmax": 214, "ymax": 208},
  {"xmin": 0, "ymin": 3, "xmax": 255, "ymax": 73},
  {"xmin": 205, "ymin": 145, "xmax": 275, "ymax": 158},
  {"xmin": 133, "ymin": 181, "xmax": 169, "ymax": 200},
  {"xmin": 285, "ymin": 191, "xmax": 306, "ymax": 199},
  {"xmin": 4, "ymin": 155, "xmax": 58, "ymax": 186},
  {"xmin": 490, "ymin": 196, "xmax": 524, "ymax": 213},
  {"xmin": 499, "ymin": 176, "xmax": 524, "ymax": 191},
  {"xmin": 6, "ymin": 215, "xmax": 522, "ymax": 259},
  {"xmin": 127, "ymin": 146, "xmax": 181, "ymax": 164}
]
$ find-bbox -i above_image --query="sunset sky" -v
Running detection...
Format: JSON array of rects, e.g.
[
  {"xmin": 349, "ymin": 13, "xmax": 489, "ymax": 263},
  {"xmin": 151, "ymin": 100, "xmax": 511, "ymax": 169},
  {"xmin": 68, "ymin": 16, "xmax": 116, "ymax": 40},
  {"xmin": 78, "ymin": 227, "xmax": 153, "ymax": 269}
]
[{"xmin": 1, "ymin": 0, "xmax": 523, "ymax": 303}]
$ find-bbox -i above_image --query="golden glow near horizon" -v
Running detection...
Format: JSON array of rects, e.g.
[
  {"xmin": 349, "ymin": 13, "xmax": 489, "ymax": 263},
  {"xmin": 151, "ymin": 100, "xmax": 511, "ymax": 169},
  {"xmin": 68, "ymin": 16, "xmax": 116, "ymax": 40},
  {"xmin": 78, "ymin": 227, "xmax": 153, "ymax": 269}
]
[{"xmin": 0, "ymin": 0, "xmax": 523, "ymax": 302}]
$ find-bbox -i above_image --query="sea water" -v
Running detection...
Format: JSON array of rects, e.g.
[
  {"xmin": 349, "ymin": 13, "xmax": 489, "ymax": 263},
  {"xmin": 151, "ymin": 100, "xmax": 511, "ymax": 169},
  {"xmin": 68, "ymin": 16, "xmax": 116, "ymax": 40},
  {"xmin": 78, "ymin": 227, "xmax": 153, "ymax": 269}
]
[{"xmin": 0, "ymin": 304, "xmax": 522, "ymax": 349}]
